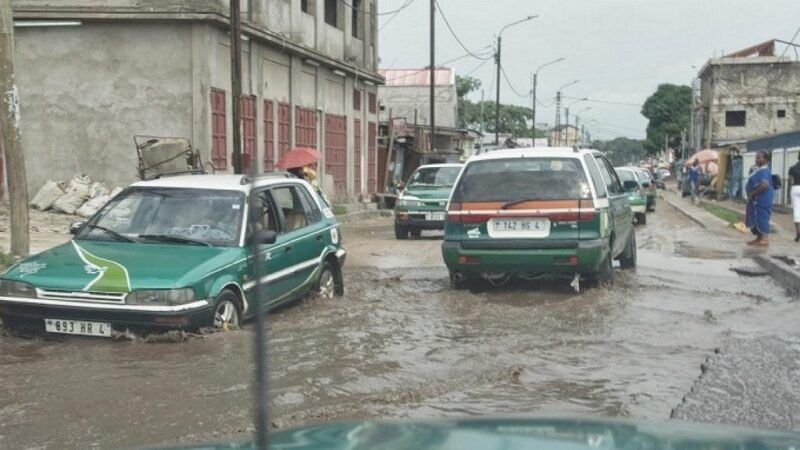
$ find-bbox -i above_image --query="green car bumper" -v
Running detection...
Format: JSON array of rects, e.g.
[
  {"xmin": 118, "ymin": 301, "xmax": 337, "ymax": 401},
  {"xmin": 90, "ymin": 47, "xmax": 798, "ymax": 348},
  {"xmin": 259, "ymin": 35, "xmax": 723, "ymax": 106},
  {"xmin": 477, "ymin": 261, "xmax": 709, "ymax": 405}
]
[{"xmin": 441, "ymin": 238, "xmax": 609, "ymax": 275}]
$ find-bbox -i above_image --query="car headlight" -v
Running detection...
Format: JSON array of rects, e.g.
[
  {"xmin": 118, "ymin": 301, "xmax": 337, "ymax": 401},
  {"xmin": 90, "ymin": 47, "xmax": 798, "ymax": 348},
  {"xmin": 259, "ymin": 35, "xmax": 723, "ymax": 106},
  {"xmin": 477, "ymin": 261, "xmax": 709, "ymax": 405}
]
[
  {"xmin": 0, "ymin": 280, "xmax": 36, "ymax": 298},
  {"xmin": 126, "ymin": 288, "xmax": 196, "ymax": 306},
  {"xmin": 397, "ymin": 195, "xmax": 421, "ymax": 207}
]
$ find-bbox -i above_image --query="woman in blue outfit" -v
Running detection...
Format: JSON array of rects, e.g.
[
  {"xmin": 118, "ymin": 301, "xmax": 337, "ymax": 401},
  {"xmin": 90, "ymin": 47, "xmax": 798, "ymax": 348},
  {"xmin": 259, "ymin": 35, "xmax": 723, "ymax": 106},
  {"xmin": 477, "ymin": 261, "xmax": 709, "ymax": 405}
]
[{"xmin": 745, "ymin": 151, "xmax": 774, "ymax": 246}]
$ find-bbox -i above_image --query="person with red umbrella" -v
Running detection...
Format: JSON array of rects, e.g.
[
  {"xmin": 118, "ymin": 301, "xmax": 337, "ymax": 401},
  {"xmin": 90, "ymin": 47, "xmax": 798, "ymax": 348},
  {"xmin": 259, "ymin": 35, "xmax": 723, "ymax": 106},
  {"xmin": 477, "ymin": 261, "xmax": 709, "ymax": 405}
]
[{"xmin": 276, "ymin": 147, "xmax": 328, "ymax": 204}]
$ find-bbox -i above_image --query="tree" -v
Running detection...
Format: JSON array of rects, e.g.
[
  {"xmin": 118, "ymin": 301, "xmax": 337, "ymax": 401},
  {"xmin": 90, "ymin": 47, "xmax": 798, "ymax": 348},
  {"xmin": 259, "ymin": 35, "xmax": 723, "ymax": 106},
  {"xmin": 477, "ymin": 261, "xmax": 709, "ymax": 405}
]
[
  {"xmin": 456, "ymin": 75, "xmax": 481, "ymax": 129},
  {"xmin": 456, "ymin": 75, "xmax": 545, "ymax": 138},
  {"xmin": 456, "ymin": 75, "xmax": 482, "ymax": 99},
  {"xmin": 641, "ymin": 84, "xmax": 691, "ymax": 154},
  {"xmin": 593, "ymin": 137, "xmax": 647, "ymax": 166}
]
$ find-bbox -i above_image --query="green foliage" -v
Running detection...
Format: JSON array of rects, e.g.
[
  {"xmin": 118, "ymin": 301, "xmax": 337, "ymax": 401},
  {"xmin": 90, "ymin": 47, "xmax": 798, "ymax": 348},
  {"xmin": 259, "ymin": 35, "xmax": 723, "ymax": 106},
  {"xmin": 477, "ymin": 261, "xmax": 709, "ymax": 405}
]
[
  {"xmin": 703, "ymin": 203, "xmax": 741, "ymax": 225},
  {"xmin": 0, "ymin": 251, "xmax": 16, "ymax": 270},
  {"xmin": 641, "ymin": 84, "xmax": 692, "ymax": 154},
  {"xmin": 456, "ymin": 75, "xmax": 482, "ymax": 99},
  {"xmin": 455, "ymin": 75, "xmax": 546, "ymax": 138},
  {"xmin": 593, "ymin": 137, "xmax": 647, "ymax": 166}
]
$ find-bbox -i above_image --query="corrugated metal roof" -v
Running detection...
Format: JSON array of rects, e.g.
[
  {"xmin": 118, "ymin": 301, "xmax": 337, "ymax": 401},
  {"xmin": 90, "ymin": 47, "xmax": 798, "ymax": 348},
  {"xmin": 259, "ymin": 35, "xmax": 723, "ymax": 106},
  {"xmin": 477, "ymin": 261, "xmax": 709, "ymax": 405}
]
[{"xmin": 379, "ymin": 68, "xmax": 455, "ymax": 87}]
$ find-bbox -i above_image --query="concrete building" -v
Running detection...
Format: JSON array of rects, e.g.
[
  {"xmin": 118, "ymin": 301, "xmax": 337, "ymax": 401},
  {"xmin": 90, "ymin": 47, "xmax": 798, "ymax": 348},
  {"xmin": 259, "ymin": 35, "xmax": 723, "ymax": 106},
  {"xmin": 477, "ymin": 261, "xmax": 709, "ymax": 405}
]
[
  {"xmin": 695, "ymin": 40, "xmax": 800, "ymax": 150},
  {"xmin": 549, "ymin": 124, "xmax": 580, "ymax": 147},
  {"xmin": 10, "ymin": 0, "xmax": 383, "ymax": 201},
  {"xmin": 378, "ymin": 68, "xmax": 458, "ymax": 129}
]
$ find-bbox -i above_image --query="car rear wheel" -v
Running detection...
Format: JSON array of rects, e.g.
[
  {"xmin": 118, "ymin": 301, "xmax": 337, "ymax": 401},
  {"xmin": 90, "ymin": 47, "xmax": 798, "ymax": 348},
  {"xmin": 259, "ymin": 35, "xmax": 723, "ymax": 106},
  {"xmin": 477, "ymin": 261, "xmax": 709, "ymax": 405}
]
[
  {"xmin": 619, "ymin": 232, "xmax": 637, "ymax": 269},
  {"xmin": 635, "ymin": 212, "xmax": 647, "ymax": 225},
  {"xmin": 586, "ymin": 251, "xmax": 613, "ymax": 288},
  {"xmin": 394, "ymin": 223, "xmax": 410, "ymax": 240},
  {"xmin": 410, "ymin": 227, "xmax": 422, "ymax": 238},
  {"xmin": 316, "ymin": 261, "xmax": 343, "ymax": 299},
  {"xmin": 211, "ymin": 290, "xmax": 242, "ymax": 330}
]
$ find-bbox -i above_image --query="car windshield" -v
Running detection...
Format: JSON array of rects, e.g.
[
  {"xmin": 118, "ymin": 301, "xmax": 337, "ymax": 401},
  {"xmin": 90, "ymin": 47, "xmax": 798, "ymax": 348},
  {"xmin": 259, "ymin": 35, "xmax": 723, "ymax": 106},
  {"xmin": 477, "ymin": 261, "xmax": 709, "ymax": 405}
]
[
  {"xmin": 76, "ymin": 188, "xmax": 244, "ymax": 246},
  {"xmin": 635, "ymin": 170, "xmax": 651, "ymax": 182},
  {"xmin": 452, "ymin": 157, "xmax": 591, "ymax": 202},
  {"xmin": 616, "ymin": 169, "xmax": 637, "ymax": 182},
  {"xmin": 407, "ymin": 166, "xmax": 461, "ymax": 187}
]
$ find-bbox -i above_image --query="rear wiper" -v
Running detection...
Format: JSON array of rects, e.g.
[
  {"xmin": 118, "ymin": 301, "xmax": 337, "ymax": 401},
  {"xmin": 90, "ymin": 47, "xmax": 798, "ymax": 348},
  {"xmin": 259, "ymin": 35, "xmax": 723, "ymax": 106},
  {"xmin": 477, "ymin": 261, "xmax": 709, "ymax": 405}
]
[
  {"xmin": 138, "ymin": 234, "xmax": 212, "ymax": 247},
  {"xmin": 85, "ymin": 224, "xmax": 137, "ymax": 243},
  {"xmin": 501, "ymin": 198, "xmax": 544, "ymax": 209}
]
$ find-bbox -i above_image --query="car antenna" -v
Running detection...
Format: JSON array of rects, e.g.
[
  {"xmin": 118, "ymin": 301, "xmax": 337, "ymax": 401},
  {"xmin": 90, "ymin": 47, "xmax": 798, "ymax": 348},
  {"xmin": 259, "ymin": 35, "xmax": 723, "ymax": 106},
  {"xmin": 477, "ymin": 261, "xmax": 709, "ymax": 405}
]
[{"xmin": 247, "ymin": 162, "xmax": 271, "ymax": 448}]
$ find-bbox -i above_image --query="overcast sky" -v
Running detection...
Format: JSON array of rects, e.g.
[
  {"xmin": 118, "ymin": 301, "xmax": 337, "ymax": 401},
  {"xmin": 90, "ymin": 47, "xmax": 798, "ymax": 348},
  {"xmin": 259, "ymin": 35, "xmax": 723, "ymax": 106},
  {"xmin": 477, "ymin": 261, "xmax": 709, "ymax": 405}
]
[{"xmin": 377, "ymin": 0, "xmax": 800, "ymax": 140}]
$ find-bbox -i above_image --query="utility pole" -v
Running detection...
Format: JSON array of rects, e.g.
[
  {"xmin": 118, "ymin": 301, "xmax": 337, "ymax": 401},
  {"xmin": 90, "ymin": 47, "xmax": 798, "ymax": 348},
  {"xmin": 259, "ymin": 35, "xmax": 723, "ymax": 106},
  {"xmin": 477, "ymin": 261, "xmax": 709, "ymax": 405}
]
[
  {"xmin": 479, "ymin": 89, "xmax": 485, "ymax": 153},
  {"xmin": 494, "ymin": 35, "xmax": 502, "ymax": 145},
  {"xmin": 531, "ymin": 73, "xmax": 537, "ymax": 142},
  {"xmin": 575, "ymin": 115, "xmax": 580, "ymax": 146},
  {"xmin": 554, "ymin": 91, "xmax": 561, "ymax": 146},
  {"xmin": 0, "ymin": 0, "xmax": 30, "ymax": 257},
  {"xmin": 230, "ymin": 0, "xmax": 243, "ymax": 174},
  {"xmin": 429, "ymin": 0, "xmax": 435, "ymax": 152},
  {"xmin": 564, "ymin": 107, "xmax": 570, "ymax": 146}
]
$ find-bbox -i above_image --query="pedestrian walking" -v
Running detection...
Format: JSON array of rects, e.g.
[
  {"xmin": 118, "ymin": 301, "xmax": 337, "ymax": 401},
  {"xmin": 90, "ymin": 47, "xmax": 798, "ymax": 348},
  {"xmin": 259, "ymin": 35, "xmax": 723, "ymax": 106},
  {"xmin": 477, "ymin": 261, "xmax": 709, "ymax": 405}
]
[
  {"xmin": 745, "ymin": 151, "xmax": 775, "ymax": 247},
  {"xmin": 688, "ymin": 160, "xmax": 702, "ymax": 204},
  {"xmin": 789, "ymin": 153, "xmax": 800, "ymax": 241}
]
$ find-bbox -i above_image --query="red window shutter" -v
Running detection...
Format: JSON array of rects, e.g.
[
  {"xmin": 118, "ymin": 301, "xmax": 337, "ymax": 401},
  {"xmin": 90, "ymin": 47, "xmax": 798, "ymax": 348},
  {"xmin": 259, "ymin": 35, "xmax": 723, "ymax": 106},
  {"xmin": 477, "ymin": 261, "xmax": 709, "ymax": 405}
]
[
  {"xmin": 367, "ymin": 122, "xmax": 377, "ymax": 192},
  {"xmin": 295, "ymin": 107, "xmax": 318, "ymax": 149},
  {"xmin": 353, "ymin": 89, "xmax": 361, "ymax": 111},
  {"xmin": 278, "ymin": 103, "xmax": 291, "ymax": 160},
  {"xmin": 353, "ymin": 118, "xmax": 362, "ymax": 194},
  {"xmin": 263, "ymin": 100, "xmax": 275, "ymax": 171},
  {"xmin": 241, "ymin": 95, "xmax": 257, "ymax": 174},
  {"xmin": 210, "ymin": 88, "xmax": 228, "ymax": 170},
  {"xmin": 368, "ymin": 92, "xmax": 377, "ymax": 114},
  {"xmin": 324, "ymin": 114, "xmax": 347, "ymax": 195}
]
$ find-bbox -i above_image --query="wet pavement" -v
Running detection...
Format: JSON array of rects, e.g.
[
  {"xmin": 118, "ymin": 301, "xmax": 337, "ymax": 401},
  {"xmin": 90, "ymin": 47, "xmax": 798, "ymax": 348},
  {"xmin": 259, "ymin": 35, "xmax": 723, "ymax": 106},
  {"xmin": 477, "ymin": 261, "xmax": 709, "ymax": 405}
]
[{"xmin": 1, "ymin": 204, "xmax": 798, "ymax": 449}]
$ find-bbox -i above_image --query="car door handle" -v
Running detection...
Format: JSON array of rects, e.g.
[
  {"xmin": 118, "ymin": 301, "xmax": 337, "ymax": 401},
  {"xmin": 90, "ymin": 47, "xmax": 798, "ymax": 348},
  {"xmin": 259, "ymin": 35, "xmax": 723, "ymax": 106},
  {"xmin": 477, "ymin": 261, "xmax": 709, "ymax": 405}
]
[
  {"xmin": 284, "ymin": 246, "xmax": 292, "ymax": 254},
  {"xmin": 316, "ymin": 234, "xmax": 323, "ymax": 241}
]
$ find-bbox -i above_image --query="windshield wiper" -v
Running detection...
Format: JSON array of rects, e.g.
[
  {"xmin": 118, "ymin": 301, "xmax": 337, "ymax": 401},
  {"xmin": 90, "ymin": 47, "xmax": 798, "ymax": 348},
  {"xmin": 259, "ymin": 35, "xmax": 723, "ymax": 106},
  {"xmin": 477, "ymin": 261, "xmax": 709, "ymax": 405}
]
[
  {"xmin": 85, "ymin": 224, "xmax": 137, "ymax": 243},
  {"xmin": 501, "ymin": 198, "xmax": 544, "ymax": 209},
  {"xmin": 138, "ymin": 234, "xmax": 212, "ymax": 247}
]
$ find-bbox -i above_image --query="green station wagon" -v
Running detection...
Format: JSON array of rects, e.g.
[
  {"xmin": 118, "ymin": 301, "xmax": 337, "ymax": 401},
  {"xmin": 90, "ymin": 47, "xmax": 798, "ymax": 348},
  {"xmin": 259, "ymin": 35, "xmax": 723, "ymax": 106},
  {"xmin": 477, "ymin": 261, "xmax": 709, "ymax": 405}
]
[
  {"xmin": 442, "ymin": 148, "xmax": 636, "ymax": 290},
  {"xmin": 0, "ymin": 174, "xmax": 346, "ymax": 337},
  {"xmin": 394, "ymin": 163, "xmax": 462, "ymax": 239},
  {"xmin": 615, "ymin": 167, "xmax": 648, "ymax": 225}
]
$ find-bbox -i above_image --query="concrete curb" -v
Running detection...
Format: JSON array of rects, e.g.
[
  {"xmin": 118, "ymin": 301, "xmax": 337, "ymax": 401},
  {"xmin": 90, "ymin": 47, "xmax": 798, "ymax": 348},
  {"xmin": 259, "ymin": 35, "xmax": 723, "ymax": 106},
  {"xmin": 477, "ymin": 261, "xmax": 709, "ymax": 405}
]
[
  {"xmin": 336, "ymin": 209, "xmax": 392, "ymax": 223},
  {"xmin": 698, "ymin": 199, "xmax": 781, "ymax": 234},
  {"xmin": 753, "ymin": 254, "xmax": 800, "ymax": 295},
  {"xmin": 663, "ymin": 198, "xmax": 709, "ymax": 229}
]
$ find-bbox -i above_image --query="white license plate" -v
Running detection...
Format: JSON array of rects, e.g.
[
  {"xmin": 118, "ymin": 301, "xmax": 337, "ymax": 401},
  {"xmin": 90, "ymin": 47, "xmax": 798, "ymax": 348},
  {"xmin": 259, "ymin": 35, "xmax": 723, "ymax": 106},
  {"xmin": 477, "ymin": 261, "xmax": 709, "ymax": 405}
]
[
  {"xmin": 490, "ymin": 218, "xmax": 550, "ymax": 237},
  {"xmin": 45, "ymin": 319, "xmax": 112, "ymax": 338},
  {"xmin": 425, "ymin": 212, "xmax": 446, "ymax": 221}
]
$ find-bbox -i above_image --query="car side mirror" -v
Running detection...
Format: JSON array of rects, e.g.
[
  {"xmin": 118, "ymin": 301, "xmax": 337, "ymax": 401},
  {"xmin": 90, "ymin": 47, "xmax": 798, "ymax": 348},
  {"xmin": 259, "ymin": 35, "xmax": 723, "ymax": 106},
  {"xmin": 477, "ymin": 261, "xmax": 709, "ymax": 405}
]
[
  {"xmin": 249, "ymin": 229, "xmax": 277, "ymax": 246},
  {"xmin": 69, "ymin": 221, "xmax": 85, "ymax": 235},
  {"xmin": 623, "ymin": 180, "xmax": 640, "ymax": 192}
]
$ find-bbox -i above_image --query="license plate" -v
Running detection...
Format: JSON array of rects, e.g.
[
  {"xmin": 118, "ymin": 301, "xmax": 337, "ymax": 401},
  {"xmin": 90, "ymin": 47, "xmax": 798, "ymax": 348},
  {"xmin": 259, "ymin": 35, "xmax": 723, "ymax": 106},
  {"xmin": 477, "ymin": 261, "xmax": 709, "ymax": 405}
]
[
  {"xmin": 425, "ymin": 212, "xmax": 445, "ymax": 221},
  {"xmin": 490, "ymin": 218, "xmax": 550, "ymax": 237},
  {"xmin": 45, "ymin": 319, "xmax": 112, "ymax": 338}
]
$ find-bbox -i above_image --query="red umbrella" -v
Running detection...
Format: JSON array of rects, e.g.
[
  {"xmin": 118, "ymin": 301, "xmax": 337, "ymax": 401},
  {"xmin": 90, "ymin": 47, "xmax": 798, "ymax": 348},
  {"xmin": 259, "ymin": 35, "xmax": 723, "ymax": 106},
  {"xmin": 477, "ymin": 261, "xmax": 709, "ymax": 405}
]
[
  {"xmin": 683, "ymin": 149, "xmax": 718, "ymax": 167},
  {"xmin": 276, "ymin": 147, "xmax": 322, "ymax": 170}
]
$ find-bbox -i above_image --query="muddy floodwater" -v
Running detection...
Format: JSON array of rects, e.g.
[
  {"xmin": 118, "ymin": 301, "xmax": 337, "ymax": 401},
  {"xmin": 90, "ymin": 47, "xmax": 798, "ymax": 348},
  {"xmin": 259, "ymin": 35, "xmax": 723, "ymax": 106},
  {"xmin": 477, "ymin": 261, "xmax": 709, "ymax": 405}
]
[{"xmin": 1, "ymin": 204, "xmax": 798, "ymax": 449}]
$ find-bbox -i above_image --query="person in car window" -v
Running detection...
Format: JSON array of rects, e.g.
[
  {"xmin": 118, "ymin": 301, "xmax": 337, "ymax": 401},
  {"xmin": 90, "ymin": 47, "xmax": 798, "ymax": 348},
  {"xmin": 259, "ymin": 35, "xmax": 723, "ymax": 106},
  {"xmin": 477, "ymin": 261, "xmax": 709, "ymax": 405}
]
[
  {"xmin": 745, "ymin": 151, "xmax": 774, "ymax": 247},
  {"xmin": 789, "ymin": 153, "xmax": 800, "ymax": 242}
]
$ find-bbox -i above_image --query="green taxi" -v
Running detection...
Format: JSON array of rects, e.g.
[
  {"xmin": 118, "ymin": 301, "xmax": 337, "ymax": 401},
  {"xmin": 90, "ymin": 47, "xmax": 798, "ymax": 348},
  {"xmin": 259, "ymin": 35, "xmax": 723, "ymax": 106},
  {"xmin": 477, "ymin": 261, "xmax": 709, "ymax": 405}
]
[
  {"xmin": 615, "ymin": 167, "xmax": 647, "ymax": 225},
  {"xmin": 394, "ymin": 163, "xmax": 462, "ymax": 239},
  {"xmin": 442, "ymin": 148, "xmax": 636, "ymax": 290},
  {"xmin": 634, "ymin": 167, "xmax": 657, "ymax": 211},
  {"xmin": 0, "ymin": 174, "xmax": 346, "ymax": 337}
]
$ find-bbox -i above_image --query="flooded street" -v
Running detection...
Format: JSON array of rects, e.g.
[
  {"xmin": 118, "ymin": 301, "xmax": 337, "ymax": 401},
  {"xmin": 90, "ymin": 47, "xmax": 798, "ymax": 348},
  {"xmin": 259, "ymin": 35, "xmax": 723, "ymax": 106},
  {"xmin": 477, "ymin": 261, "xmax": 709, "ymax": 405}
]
[{"xmin": 1, "ymin": 204, "xmax": 798, "ymax": 449}]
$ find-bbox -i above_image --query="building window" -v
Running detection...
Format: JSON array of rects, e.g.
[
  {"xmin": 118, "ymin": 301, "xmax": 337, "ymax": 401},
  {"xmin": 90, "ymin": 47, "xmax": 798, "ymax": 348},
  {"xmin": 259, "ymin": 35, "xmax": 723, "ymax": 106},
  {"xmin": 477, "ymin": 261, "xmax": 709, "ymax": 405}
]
[
  {"xmin": 353, "ymin": 89, "xmax": 361, "ymax": 111},
  {"xmin": 351, "ymin": 0, "xmax": 363, "ymax": 39},
  {"xmin": 725, "ymin": 110, "xmax": 746, "ymax": 127},
  {"xmin": 325, "ymin": 0, "xmax": 338, "ymax": 27},
  {"xmin": 301, "ymin": 0, "xmax": 314, "ymax": 15},
  {"xmin": 368, "ymin": 92, "xmax": 377, "ymax": 114},
  {"xmin": 778, "ymin": 109, "xmax": 787, "ymax": 118},
  {"xmin": 210, "ymin": 88, "xmax": 227, "ymax": 170}
]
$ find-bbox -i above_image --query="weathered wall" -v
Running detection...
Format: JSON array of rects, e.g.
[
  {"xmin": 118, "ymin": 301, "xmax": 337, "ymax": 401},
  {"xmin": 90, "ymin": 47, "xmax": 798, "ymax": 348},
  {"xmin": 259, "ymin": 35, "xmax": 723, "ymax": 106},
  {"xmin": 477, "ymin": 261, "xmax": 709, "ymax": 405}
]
[
  {"xmin": 378, "ymin": 85, "xmax": 458, "ymax": 128},
  {"xmin": 700, "ymin": 58, "xmax": 800, "ymax": 145},
  {"xmin": 15, "ymin": 22, "xmax": 193, "ymax": 192}
]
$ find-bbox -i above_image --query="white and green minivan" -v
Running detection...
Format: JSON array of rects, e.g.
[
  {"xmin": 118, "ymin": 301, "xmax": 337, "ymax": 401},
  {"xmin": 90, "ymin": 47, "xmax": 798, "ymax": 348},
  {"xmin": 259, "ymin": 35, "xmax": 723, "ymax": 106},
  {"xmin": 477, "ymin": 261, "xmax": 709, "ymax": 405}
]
[{"xmin": 0, "ymin": 174, "xmax": 346, "ymax": 337}]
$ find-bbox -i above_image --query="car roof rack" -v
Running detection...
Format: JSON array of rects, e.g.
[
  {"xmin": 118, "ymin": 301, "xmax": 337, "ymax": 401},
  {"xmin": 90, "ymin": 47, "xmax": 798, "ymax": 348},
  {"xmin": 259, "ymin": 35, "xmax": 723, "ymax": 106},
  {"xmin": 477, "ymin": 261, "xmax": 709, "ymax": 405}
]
[
  {"xmin": 240, "ymin": 171, "xmax": 296, "ymax": 185},
  {"xmin": 147, "ymin": 169, "xmax": 208, "ymax": 180}
]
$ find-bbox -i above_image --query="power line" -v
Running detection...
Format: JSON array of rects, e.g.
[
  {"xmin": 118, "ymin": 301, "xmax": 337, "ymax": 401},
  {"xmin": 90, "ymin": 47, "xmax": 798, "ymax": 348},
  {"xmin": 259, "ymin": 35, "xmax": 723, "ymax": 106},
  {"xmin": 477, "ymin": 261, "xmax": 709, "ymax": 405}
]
[
  {"xmin": 378, "ymin": 0, "xmax": 417, "ymax": 29},
  {"xmin": 562, "ymin": 95, "xmax": 642, "ymax": 107},
  {"xmin": 341, "ymin": 0, "xmax": 417, "ymax": 16},
  {"xmin": 465, "ymin": 57, "xmax": 491, "ymax": 77},
  {"xmin": 378, "ymin": 47, "xmax": 493, "ymax": 84},
  {"xmin": 434, "ymin": 0, "xmax": 494, "ymax": 61},
  {"xmin": 501, "ymin": 67, "xmax": 529, "ymax": 98}
]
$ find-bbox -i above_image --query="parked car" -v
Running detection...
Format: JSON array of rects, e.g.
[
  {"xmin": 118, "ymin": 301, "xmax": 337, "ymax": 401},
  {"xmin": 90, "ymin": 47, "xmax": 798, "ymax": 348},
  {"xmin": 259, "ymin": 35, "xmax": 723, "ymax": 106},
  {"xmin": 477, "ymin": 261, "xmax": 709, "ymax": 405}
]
[
  {"xmin": 442, "ymin": 148, "xmax": 636, "ymax": 290},
  {"xmin": 0, "ymin": 174, "xmax": 346, "ymax": 337},
  {"xmin": 634, "ymin": 167, "xmax": 657, "ymax": 211},
  {"xmin": 394, "ymin": 163, "xmax": 463, "ymax": 239},
  {"xmin": 616, "ymin": 167, "xmax": 648, "ymax": 225}
]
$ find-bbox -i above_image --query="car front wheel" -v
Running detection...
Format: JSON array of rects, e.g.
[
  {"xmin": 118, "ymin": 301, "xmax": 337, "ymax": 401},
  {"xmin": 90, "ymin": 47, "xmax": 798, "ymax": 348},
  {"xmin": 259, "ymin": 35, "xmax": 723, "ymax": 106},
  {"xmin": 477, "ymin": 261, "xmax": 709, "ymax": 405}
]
[
  {"xmin": 316, "ymin": 262, "xmax": 341, "ymax": 299},
  {"xmin": 394, "ymin": 223, "xmax": 410, "ymax": 240},
  {"xmin": 211, "ymin": 290, "xmax": 242, "ymax": 330}
]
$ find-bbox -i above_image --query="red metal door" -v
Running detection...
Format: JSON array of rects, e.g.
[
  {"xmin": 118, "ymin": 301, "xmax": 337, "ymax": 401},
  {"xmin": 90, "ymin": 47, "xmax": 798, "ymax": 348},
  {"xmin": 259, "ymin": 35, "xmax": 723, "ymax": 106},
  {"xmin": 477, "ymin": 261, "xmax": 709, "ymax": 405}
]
[
  {"xmin": 263, "ymin": 100, "xmax": 275, "ymax": 171},
  {"xmin": 325, "ymin": 114, "xmax": 347, "ymax": 195},
  {"xmin": 367, "ymin": 122, "xmax": 377, "ymax": 193},
  {"xmin": 210, "ymin": 89, "xmax": 227, "ymax": 170},
  {"xmin": 353, "ymin": 119, "xmax": 362, "ymax": 194},
  {"xmin": 278, "ymin": 103, "xmax": 291, "ymax": 160},
  {"xmin": 295, "ymin": 107, "xmax": 318, "ymax": 149},
  {"xmin": 241, "ymin": 95, "xmax": 256, "ymax": 174}
]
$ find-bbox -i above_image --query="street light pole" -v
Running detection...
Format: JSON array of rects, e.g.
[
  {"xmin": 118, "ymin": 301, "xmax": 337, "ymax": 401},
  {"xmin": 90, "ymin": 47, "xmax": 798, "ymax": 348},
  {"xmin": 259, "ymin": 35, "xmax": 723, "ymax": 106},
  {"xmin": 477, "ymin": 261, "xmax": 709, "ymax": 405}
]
[
  {"xmin": 429, "ymin": 0, "xmax": 435, "ymax": 152},
  {"xmin": 494, "ymin": 15, "xmax": 538, "ymax": 146},
  {"xmin": 554, "ymin": 79, "xmax": 579, "ymax": 147},
  {"xmin": 230, "ymin": 0, "xmax": 243, "ymax": 174},
  {"xmin": 531, "ymin": 57, "xmax": 565, "ymax": 143},
  {"xmin": 565, "ymin": 97, "xmax": 587, "ymax": 146}
]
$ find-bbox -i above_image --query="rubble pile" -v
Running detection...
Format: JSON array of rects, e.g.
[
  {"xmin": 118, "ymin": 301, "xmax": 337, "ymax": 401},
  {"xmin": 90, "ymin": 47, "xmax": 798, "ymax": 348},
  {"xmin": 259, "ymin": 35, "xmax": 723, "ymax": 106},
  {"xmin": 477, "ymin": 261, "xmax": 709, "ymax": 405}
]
[{"xmin": 30, "ymin": 174, "xmax": 123, "ymax": 218}]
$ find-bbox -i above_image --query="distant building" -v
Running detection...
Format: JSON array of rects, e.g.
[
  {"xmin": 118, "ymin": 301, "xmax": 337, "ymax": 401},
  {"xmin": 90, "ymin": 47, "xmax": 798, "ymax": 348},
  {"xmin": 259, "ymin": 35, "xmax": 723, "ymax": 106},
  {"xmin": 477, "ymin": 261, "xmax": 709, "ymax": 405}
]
[
  {"xmin": 10, "ymin": 0, "xmax": 383, "ymax": 201},
  {"xmin": 695, "ymin": 39, "xmax": 800, "ymax": 150},
  {"xmin": 378, "ymin": 68, "xmax": 458, "ymax": 129},
  {"xmin": 549, "ymin": 125, "xmax": 581, "ymax": 147}
]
